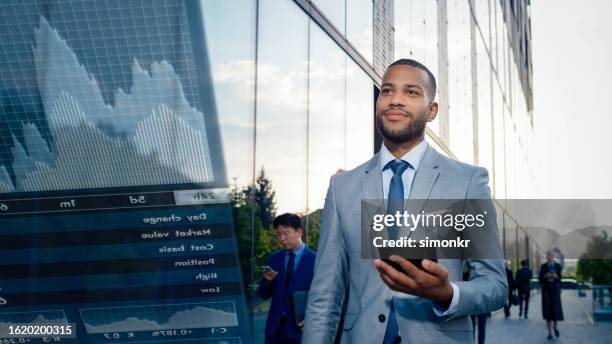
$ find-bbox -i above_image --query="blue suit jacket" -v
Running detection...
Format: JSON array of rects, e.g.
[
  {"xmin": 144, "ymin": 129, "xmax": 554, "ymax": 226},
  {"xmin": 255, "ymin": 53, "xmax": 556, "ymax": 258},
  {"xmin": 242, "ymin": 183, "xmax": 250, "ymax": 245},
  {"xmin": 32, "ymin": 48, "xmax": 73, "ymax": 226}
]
[{"xmin": 258, "ymin": 246, "xmax": 316, "ymax": 339}]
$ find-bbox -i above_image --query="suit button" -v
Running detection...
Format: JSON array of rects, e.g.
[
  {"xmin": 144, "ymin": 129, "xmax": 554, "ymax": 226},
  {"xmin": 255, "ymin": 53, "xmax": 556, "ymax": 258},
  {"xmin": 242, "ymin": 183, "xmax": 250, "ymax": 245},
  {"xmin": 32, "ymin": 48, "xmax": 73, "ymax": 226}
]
[{"xmin": 378, "ymin": 314, "xmax": 386, "ymax": 323}]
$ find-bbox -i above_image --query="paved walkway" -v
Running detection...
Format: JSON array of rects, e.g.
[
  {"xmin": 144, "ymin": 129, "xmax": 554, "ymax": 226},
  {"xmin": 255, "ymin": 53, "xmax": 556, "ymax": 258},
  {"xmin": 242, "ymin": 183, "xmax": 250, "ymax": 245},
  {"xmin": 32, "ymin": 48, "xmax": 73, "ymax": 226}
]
[
  {"xmin": 486, "ymin": 289, "xmax": 611, "ymax": 344},
  {"xmin": 252, "ymin": 289, "xmax": 611, "ymax": 343}
]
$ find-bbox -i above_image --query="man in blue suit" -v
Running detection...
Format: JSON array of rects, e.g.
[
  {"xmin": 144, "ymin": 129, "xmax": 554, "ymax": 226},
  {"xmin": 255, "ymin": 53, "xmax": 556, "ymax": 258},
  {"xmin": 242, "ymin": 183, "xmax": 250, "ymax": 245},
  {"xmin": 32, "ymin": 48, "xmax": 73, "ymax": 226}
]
[{"xmin": 258, "ymin": 213, "xmax": 316, "ymax": 344}]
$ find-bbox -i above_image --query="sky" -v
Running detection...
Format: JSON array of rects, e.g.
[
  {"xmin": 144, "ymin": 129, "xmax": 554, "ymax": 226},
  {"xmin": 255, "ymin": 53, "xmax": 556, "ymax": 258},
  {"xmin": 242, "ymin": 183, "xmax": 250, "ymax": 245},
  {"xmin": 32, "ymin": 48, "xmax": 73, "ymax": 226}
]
[{"xmin": 530, "ymin": 0, "xmax": 612, "ymax": 198}]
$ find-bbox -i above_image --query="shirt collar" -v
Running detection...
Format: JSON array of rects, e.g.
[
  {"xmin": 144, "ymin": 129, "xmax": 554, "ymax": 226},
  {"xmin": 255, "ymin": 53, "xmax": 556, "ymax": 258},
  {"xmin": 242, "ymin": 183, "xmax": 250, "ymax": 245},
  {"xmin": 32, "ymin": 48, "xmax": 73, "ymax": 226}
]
[
  {"xmin": 379, "ymin": 139, "xmax": 428, "ymax": 172},
  {"xmin": 289, "ymin": 243, "xmax": 306, "ymax": 256}
]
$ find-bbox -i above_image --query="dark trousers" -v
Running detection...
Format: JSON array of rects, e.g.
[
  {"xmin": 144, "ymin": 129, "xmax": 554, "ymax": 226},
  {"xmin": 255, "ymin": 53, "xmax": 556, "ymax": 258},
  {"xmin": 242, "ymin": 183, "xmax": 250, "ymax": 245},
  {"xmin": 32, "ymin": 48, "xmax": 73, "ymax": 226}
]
[
  {"xmin": 265, "ymin": 316, "xmax": 301, "ymax": 344},
  {"xmin": 518, "ymin": 289, "xmax": 530, "ymax": 316},
  {"xmin": 471, "ymin": 314, "xmax": 488, "ymax": 344},
  {"xmin": 504, "ymin": 301, "xmax": 512, "ymax": 317}
]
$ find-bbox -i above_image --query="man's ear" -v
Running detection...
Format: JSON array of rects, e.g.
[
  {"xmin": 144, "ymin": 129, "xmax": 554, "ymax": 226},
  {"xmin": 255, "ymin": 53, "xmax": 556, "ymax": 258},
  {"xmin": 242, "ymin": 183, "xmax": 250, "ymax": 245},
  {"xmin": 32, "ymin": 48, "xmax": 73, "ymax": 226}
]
[{"xmin": 427, "ymin": 101, "xmax": 438, "ymax": 122}]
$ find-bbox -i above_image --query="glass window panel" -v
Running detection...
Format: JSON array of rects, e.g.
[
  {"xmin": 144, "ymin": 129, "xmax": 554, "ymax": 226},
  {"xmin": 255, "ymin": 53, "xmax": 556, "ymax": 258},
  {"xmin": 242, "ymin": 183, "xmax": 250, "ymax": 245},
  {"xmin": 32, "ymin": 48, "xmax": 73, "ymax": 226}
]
[
  {"xmin": 499, "ymin": 25, "xmax": 507, "ymax": 98},
  {"xmin": 492, "ymin": 0, "xmax": 500, "ymax": 72},
  {"xmin": 504, "ymin": 215, "xmax": 517, "ymax": 261},
  {"xmin": 424, "ymin": 0, "xmax": 440, "ymax": 136},
  {"xmin": 492, "ymin": 85, "xmax": 505, "ymax": 198},
  {"xmin": 201, "ymin": 0, "xmax": 255, "ymax": 188},
  {"xmin": 495, "ymin": 202, "xmax": 505, "ymax": 242},
  {"xmin": 312, "ymin": 0, "xmax": 345, "ymax": 34},
  {"xmin": 516, "ymin": 231, "xmax": 526, "ymax": 267},
  {"xmin": 530, "ymin": 240, "xmax": 539, "ymax": 271},
  {"xmin": 256, "ymin": 0, "xmax": 308, "ymax": 214},
  {"xmin": 510, "ymin": 65, "xmax": 518, "ymax": 117},
  {"xmin": 497, "ymin": 3, "xmax": 504, "ymax": 88},
  {"xmin": 308, "ymin": 24, "xmax": 347, "ymax": 211},
  {"xmin": 504, "ymin": 112, "xmax": 514, "ymax": 198},
  {"xmin": 513, "ymin": 126, "xmax": 520, "ymax": 198},
  {"xmin": 346, "ymin": 58, "xmax": 374, "ymax": 169},
  {"xmin": 447, "ymin": 0, "xmax": 473, "ymax": 163},
  {"xmin": 474, "ymin": 0, "xmax": 490, "ymax": 50},
  {"xmin": 394, "ymin": 0, "xmax": 425, "ymax": 62},
  {"xmin": 202, "ymin": 2, "xmax": 257, "ymax": 325},
  {"xmin": 394, "ymin": 0, "xmax": 439, "ymax": 137},
  {"xmin": 347, "ymin": 0, "xmax": 373, "ymax": 64},
  {"xmin": 476, "ymin": 34, "xmax": 493, "ymax": 174},
  {"xmin": 506, "ymin": 33, "xmax": 512, "ymax": 102}
]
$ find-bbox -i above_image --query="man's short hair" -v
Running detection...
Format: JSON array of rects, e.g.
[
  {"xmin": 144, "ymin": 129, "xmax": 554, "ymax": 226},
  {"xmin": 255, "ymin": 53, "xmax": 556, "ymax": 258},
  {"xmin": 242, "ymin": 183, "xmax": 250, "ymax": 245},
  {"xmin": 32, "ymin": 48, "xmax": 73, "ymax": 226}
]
[
  {"xmin": 388, "ymin": 58, "xmax": 437, "ymax": 99},
  {"xmin": 273, "ymin": 213, "xmax": 303, "ymax": 230},
  {"xmin": 521, "ymin": 259, "xmax": 528, "ymax": 267}
]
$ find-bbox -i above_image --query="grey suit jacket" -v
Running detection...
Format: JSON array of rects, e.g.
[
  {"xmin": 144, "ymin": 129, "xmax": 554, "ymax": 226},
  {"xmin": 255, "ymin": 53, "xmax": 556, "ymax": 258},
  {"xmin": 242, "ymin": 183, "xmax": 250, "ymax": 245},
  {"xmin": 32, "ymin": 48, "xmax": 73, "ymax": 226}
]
[{"xmin": 303, "ymin": 144, "xmax": 507, "ymax": 344}]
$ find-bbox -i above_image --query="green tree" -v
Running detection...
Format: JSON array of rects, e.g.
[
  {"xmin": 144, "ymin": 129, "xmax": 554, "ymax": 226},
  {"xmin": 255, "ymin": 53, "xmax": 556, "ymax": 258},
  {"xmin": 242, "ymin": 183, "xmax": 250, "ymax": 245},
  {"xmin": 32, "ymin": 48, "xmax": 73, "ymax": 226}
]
[
  {"xmin": 304, "ymin": 209, "xmax": 322, "ymax": 250},
  {"xmin": 577, "ymin": 232, "xmax": 612, "ymax": 284},
  {"xmin": 229, "ymin": 168, "xmax": 280, "ymax": 293},
  {"xmin": 245, "ymin": 169, "xmax": 276, "ymax": 230},
  {"xmin": 229, "ymin": 184, "xmax": 257, "ymax": 293}
]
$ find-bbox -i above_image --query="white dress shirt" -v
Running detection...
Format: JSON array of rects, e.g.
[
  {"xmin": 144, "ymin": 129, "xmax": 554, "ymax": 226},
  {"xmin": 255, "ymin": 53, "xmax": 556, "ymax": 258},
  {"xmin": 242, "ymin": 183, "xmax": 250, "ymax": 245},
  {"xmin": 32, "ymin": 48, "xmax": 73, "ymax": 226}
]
[{"xmin": 378, "ymin": 140, "xmax": 460, "ymax": 317}]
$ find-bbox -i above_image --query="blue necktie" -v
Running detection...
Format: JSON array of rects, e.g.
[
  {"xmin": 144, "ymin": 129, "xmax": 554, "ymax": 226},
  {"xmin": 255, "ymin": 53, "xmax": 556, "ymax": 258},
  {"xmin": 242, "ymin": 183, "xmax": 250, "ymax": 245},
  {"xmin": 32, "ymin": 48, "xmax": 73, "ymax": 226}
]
[
  {"xmin": 285, "ymin": 251, "xmax": 295, "ymax": 288},
  {"xmin": 383, "ymin": 160, "xmax": 410, "ymax": 344},
  {"xmin": 386, "ymin": 160, "xmax": 410, "ymax": 240}
]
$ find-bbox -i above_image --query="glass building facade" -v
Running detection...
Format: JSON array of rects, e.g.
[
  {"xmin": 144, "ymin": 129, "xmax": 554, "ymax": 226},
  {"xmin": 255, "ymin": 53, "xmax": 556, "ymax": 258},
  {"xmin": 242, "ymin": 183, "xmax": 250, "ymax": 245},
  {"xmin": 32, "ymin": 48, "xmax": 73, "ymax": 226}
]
[
  {"xmin": 0, "ymin": 0, "xmax": 544, "ymax": 342},
  {"xmin": 201, "ymin": 0, "xmax": 541, "ymax": 340}
]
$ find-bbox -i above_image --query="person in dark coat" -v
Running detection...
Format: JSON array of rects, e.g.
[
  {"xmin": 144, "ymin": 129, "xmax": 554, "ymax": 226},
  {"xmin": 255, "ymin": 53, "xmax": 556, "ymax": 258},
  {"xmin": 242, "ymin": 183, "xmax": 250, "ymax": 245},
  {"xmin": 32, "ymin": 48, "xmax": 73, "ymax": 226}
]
[
  {"xmin": 504, "ymin": 260, "xmax": 516, "ymax": 318},
  {"xmin": 515, "ymin": 259, "xmax": 533, "ymax": 318},
  {"xmin": 539, "ymin": 251, "xmax": 564, "ymax": 340}
]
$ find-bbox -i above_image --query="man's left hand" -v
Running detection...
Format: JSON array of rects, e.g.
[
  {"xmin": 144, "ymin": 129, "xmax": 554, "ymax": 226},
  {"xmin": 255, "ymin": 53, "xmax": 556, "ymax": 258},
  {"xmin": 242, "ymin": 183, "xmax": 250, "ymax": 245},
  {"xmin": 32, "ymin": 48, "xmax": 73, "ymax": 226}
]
[{"xmin": 374, "ymin": 256, "xmax": 453, "ymax": 308}]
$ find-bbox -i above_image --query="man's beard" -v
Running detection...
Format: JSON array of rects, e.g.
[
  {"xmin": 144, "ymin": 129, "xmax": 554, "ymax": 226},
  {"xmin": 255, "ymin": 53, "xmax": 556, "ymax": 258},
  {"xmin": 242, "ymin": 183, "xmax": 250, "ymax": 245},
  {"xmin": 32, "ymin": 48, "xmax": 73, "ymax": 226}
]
[{"xmin": 376, "ymin": 110, "xmax": 427, "ymax": 143}]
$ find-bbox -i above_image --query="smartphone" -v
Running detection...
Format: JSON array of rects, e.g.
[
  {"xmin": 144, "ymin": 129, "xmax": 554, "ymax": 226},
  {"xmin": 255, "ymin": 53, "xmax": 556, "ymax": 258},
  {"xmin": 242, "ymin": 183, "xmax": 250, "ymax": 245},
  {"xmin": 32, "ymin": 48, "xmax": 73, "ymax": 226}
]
[
  {"xmin": 261, "ymin": 265, "xmax": 276, "ymax": 273},
  {"xmin": 381, "ymin": 258, "xmax": 437, "ymax": 274}
]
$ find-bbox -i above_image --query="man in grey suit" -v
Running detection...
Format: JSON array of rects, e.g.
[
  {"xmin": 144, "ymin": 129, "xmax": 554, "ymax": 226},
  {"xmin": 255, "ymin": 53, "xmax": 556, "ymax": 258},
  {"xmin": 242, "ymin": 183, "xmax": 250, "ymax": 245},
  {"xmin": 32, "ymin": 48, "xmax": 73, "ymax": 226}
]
[{"xmin": 302, "ymin": 59, "xmax": 507, "ymax": 344}]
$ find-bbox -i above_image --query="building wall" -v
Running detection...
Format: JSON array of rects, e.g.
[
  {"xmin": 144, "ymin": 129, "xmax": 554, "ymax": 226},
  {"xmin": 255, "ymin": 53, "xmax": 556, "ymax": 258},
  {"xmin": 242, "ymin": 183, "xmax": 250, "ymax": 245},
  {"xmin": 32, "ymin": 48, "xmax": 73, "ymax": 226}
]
[{"xmin": 201, "ymin": 0, "xmax": 541, "ymax": 337}]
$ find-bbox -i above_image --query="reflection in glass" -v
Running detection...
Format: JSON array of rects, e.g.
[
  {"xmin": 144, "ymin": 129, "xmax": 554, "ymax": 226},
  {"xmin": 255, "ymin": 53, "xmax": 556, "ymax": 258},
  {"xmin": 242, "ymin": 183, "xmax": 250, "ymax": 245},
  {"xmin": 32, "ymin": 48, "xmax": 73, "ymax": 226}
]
[
  {"xmin": 473, "ymin": 0, "xmax": 490, "ymax": 51},
  {"xmin": 518, "ymin": 227, "xmax": 527, "ymax": 261},
  {"xmin": 312, "ymin": 0, "xmax": 345, "ymax": 34},
  {"xmin": 492, "ymin": 0, "xmax": 501, "ymax": 72},
  {"xmin": 495, "ymin": 201, "xmax": 505, "ymax": 240},
  {"xmin": 504, "ymin": 215, "xmax": 517, "ymax": 260},
  {"xmin": 394, "ymin": 0, "xmax": 440, "ymax": 136},
  {"xmin": 346, "ymin": 58, "xmax": 374, "ymax": 169},
  {"xmin": 308, "ymin": 24, "xmax": 346, "ymax": 211},
  {"xmin": 476, "ymin": 34, "xmax": 493, "ymax": 174},
  {"xmin": 498, "ymin": 25, "xmax": 507, "ymax": 98},
  {"xmin": 505, "ymin": 111, "xmax": 517, "ymax": 198},
  {"xmin": 424, "ymin": 0, "xmax": 440, "ymax": 136},
  {"xmin": 255, "ymin": 0, "xmax": 308, "ymax": 214},
  {"xmin": 201, "ymin": 0, "xmax": 256, "ymax": 188},
  {"xmin": 395, "ymin": 0, "xmax": 426, "ymax": 61},
  {"xmin": 347, "ymin": 0, "xmax": 373, "ymax": 64},
  {"xmin": 447, "ymin": 0, "xmax": 473, "ymax": 163},
  {"xmin": 492, "ymin": 85, "xmax": 505, "ymax": 198}
]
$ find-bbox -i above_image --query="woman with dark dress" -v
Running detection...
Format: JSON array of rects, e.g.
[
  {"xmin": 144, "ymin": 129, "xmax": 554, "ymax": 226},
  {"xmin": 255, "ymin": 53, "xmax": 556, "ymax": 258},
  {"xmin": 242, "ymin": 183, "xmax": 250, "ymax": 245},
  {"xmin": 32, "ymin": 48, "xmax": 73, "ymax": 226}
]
[{"xmin": 539, "ymin": 251, "xmax": 564, "ymax": 340}]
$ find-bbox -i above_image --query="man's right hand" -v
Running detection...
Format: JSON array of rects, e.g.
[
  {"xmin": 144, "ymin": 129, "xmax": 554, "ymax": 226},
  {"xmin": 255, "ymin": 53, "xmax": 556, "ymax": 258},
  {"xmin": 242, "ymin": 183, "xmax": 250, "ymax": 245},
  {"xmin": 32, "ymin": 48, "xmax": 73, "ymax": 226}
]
[{"xmin": 262, "ymin": 270, "xmax": 278, "ymax": 281}]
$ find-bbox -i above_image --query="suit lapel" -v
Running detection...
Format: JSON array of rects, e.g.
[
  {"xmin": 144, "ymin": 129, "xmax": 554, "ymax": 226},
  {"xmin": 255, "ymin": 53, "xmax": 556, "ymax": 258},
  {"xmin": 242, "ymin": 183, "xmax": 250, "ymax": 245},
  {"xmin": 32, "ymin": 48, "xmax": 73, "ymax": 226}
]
[
  {"xmin": 406, "ymin": 143, "xmax": 440, "ymax": 213},
  {"xmin": 361, "ymin": 153, "xmax": 387, "ymax": 257},
  {"xmin": 362, "ymin": 152, "xmax": 383, "ymax": 201},
  {"xmin": 404, "ymin": 144, "xmax": 440, "ymax": 240}
]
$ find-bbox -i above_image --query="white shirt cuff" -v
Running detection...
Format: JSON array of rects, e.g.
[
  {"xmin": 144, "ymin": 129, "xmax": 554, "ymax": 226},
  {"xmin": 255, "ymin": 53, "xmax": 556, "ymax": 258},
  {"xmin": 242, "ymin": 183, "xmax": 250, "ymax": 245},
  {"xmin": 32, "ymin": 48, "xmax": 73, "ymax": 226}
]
[{"xmin": 433, "ymin": 282, "xmax": 459, "ymax": 317}]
